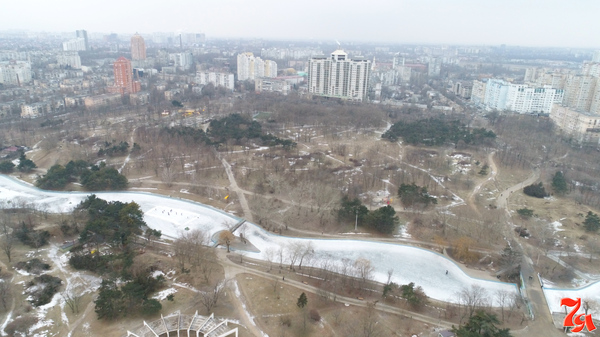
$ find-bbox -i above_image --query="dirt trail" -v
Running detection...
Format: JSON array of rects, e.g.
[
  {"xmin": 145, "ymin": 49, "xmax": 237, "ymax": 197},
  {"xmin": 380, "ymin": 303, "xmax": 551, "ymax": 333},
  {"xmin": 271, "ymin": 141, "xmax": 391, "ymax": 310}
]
[
  {"xmin": 220, "ymin": 157, "xmax": 254, "ymax": 222},
  {"xmin": 467, "ymin": 151, "xmax": 497, "ymax": 216}
]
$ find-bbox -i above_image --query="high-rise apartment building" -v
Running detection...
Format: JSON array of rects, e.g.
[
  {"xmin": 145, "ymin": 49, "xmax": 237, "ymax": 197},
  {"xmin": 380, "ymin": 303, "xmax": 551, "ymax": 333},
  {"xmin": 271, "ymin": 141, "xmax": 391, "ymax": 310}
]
[
  {"xmin": 563, "ymin": 75, "xmax": 597, "ymax": 112},
  {"xmin": 237, "ymin": 52, "xmax": 277, "ymax": 81},
  {"xmin": 131, "ymin": 34, "xmax": 147, "ymax": 60},
  {"xmin": 113, "ymin": 57, "xmax": 140, "ymax": 95},
  {"xmin": 196, "ymin": 72, "xmax": 235, "ymax": 91},
  {"xmin": 76, "ymin": 30, "xmax": 89, "ymax": 51},
  {"xmin": 481, "ymin": 79, "xmax": 563, "ymax": 114},
  {"xmin": 63, "ymin": 38, "xmax": 86, "ymax": 51},
  {"xmin": 0, "ymin": 61, "xmax": 32, "ymax": 86},
  {"xmin": 264, "ymin": 60, "xmax": 278, "ymax": 78},
  {"xmin": 169, "ymin": 52, "xmax": 194, "ymax": 70},
  {"xmin": 307, "ymin": 50, "xmax": 371, "ymax": 101},
  {"xmin": 56, "ymin": 52, "xmax": 81, "ymax": 69}
]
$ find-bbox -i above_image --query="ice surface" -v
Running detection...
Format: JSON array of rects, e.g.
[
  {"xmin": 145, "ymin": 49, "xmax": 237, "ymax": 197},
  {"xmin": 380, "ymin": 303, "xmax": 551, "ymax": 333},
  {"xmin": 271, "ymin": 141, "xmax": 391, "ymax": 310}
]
[{"xmin": 543, "ymin": 281, "xmax": 600, "ymax": 317}]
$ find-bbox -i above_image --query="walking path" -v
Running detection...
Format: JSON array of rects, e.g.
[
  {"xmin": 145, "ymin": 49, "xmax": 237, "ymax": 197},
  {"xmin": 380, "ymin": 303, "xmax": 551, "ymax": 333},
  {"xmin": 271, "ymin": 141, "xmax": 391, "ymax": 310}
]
[
  {"xmin": 220, "ymin": 157, "xmax": 254, "ymax": 223},
  {"xmin": 214, "ymin": 249, "xmax": 456, "ymax": 331}
]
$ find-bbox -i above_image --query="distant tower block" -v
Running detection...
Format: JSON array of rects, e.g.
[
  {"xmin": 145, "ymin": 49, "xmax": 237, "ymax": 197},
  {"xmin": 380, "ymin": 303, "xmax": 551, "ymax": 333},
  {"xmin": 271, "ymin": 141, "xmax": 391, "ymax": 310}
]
[{"xmin": 131, "ymin": 33, "xmax": 147, "ymax": 60}]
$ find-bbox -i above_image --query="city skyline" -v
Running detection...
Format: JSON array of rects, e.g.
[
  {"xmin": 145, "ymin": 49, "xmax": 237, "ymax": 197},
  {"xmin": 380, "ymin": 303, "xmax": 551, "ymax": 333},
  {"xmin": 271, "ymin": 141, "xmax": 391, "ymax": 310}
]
[{"xmin": 2, "ymin": 0, "xmax": 599, "ymax": 48}]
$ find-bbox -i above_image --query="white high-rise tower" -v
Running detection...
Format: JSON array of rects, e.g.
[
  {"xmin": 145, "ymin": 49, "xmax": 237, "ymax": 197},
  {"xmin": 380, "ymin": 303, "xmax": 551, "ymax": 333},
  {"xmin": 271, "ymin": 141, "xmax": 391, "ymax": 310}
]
[{"xmin": 307, "ymin": 49, "xmax": 371, "ymax": 101}]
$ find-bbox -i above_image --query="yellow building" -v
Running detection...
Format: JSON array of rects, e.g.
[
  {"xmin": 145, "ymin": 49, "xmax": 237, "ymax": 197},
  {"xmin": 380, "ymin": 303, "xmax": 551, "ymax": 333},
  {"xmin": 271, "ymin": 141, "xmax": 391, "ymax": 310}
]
[{"xmin": 550, "ymin": 104, "xmax": 600, "ymax": 144}]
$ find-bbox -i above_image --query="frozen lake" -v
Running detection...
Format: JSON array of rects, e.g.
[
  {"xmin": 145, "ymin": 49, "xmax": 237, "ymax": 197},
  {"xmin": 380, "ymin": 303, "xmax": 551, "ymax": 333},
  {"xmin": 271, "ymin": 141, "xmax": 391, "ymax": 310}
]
[{"xmin": 0, "ymin": 175, "xmax": 518, "ymax": 304}]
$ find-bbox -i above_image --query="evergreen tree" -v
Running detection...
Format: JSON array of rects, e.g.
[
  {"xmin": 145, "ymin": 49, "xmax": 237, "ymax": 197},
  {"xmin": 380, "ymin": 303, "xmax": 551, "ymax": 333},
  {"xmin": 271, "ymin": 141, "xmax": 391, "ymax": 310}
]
[
  {"xmin": 523, "ymin": 182, "xmax": 548, "ymax": 198},
  {"xmin": 551, "ymin": 171, "xmax": 568, "ymax": 195},
  {"xmin": 337, "ymin": 195, "xmax": 369, "ymax": 223},
  {"xmin": 365, "ymin": 205, "xmax": 400, "ymax": 234},
  {"xmin": 0, "ymin": 161, "xmax": 15, "ymax": 173},
  {"xmin": 95, "ymin": 279, "xmax": 124, "ymax": 320},
  {"xmin": 584, "ymin": 211, "xmax": 600, "ymax": 232},
  {"xmin": 398, "ymin": 183, "xmax": 437, "ymax": 207},
  {"xmin": 399, "ymin": 282, "xmax": 428, "ymax": 309},
  {"xmin": 297, "ymin": 292, "xmax": 308, "ymax": 309},
  {"xmin": 452, "ymin": 310, "xmax": 512, "ymax": 337},
  {"xmin": 17, "ymin": 151, "xmax": 36, "ymax": 172}
]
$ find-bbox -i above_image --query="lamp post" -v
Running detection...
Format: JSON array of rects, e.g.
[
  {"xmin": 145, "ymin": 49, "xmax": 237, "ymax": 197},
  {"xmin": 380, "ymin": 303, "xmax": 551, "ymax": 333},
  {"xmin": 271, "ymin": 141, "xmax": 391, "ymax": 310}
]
[{"xmin": 355, "ymin": 209, "xmax": 358, "ymax": 232}]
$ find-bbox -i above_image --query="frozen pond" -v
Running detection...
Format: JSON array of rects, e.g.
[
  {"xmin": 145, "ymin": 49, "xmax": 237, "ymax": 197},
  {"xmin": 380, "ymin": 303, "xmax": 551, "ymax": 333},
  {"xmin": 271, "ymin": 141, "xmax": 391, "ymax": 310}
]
[{"xmin": 0, "ymin": 175, "xmax": 518, "ymax": 304}]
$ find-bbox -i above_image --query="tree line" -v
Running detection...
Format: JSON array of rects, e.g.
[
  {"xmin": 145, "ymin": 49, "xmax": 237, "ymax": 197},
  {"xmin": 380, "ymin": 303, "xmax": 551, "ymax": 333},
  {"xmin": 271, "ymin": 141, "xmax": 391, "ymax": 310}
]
[
  {"xmin": 382, "ymin": 118, "xmax": 496, "ymax": 147},
  {"xmin": 36, "ymin": 160, "xmax": 128, "ymax": 190}
]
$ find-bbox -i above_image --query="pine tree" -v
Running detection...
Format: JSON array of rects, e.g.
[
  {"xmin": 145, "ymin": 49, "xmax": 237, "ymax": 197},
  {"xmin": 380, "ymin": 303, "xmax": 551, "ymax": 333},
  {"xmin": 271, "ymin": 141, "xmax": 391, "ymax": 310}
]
[
  {"xmin": 297, "ymin": 292, "xmax": 307, "ymax": 308},
  {"xmin": 551, "ymin": 171, "xmax": 568, "ymax": 195},
  {"xmin": 584, "ymin": 211, "xmax": 600, "ymax": 232}
]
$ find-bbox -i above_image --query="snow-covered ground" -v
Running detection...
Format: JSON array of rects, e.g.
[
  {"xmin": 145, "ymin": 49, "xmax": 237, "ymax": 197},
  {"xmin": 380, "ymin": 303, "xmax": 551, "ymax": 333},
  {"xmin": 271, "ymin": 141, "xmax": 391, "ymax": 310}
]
[
  {"xmin": 0, "ymin": 175, "xmax": 239, "ymax": 239},
  {"xmin": 241, "ymin": 224, "xmax": 517, "ymax": 304},
  {"xmin": 542, "ymin": 281, "xmax": 600, "ymax": 318},
  {"xmin": 0, "ymin": 175, "xmax": 519, "ymax": 304}
]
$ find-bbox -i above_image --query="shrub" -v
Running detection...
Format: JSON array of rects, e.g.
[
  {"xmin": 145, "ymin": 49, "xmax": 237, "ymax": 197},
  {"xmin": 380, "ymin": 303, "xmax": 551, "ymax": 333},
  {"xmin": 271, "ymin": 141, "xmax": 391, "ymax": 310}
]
[
  {"xmin": 27, "ymin": 274, "xmax": 62, "ymax": 306},
  {"xmin": 516, "ymin": 208, "xmax": 534, "ymax": 218},
  {"xmin": 15, "ymin": 258, "xmax": 51, "ymax": 274},
  {"xmin": 523, "ymin": 182, "xmax": 548, "ymax": 198},
  {"xmin": 309, "ymin": 309, "xmax": 321, "ymax": 322}
]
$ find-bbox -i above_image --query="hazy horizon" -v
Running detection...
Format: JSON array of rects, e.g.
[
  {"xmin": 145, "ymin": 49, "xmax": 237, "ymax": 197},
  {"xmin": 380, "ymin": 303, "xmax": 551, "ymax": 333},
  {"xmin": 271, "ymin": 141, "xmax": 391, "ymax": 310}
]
[{"xmin": 2, "ymin": 0, "xmax": 599, "ymax": 49}]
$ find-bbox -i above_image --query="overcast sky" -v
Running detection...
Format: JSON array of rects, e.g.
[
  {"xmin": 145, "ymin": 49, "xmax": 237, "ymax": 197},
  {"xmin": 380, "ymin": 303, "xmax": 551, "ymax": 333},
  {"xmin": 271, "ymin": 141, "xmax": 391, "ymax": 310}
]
[{"xmin": 2, "ymin": 0, "xmax": 599, "ymax": 48}]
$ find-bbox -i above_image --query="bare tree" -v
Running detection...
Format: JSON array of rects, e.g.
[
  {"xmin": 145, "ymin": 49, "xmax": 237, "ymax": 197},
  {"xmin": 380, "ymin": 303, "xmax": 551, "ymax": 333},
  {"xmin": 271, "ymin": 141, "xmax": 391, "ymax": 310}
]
[
  {"xmin": 173, "ymin": 229, "xmax": 207, "ymax": 273},
  {"xmin": 62, "ymin": 292, "xmax": 82, "ymax": 314},
  {"xmin": 0, "ymin": 278, "xmax": 11, "ymax": 311},
  {"xmin": 297, "ymin": 242, "xmax": 315, "ymax": 270},
  {"xmin": 265, "ymin": 247, "xmax": 275, "ymax": 271},
  {"xmin": 198, "ymin": 279, "xmax": 229, "ymax": 314},
  {"xmin": 345, "ymin": 302, "xmax": 382, "ymax": 337},
  {"xmin": 457, "ymin": 285, "xmax": 488, "ymax": 321},
  {"xmin": 0, "ymin": 233, "xmax": 13, "ymax": 263},
  {"xmin": 354, "ymin": 258, "xmax": 374, "ymax": 290},
  {"xmin": 495, "ymin": 289, "xmax": 511, "ymax": 322},
  {"xmin": 218, "ymin": 230, "xmax": 235, "ymax": 253},
  {"xmin": 287, "ymin": 242, "xmax": 303, "ymax": 271}
]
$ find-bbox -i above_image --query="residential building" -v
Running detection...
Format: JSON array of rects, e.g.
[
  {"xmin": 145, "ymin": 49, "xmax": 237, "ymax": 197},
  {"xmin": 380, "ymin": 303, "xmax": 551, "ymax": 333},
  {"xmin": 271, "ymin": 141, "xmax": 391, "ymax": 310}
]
[
  {"xmin": 64, "ymin": 96, "xmax": 87, "ymax": 108},
  {"xmin": 130, "ymin": 91, "xmax": 150, "ymax": 105},
  {"xmin": 21, "ymin": 102, "xmax": 51, "ymax": 118},
  {"xmin": 62, "ymin": 38, "xmax": 86, "ymax": 51},
  {"xmin": 255, "ymin": 76, "xmax": 303, "ymax": 95},
  {"xmin": 481, "ymin": 79, "xmax": 563, "ymax": 114},
  {"xmin": 592, "ymin": 50, "xmax": 600, "ymax": 63},
  {"xmin": 307, "ymin": 49, "xmax": 371, "ymax": 101},
  {"xmin": 255, "ymin": 78, "xmax": 291, "ymax": 95},
  {"xmin": 195, "ymin": 72, "xmax": 235, "ymax": 90},
  {"xmin": 0, "ymin": 61, "xmax": 32, "ymax": 85},
  {"xmin": 453, "ymin": 81, "xmax": 472, "ymax": 99},
  {"xmin": 56, "ymin": 52, "xmax": 81, "ymax": 69},
  {"xmin": 428, "ymin": 57, "xmax": 442, "ymax": 77},
  {"xmin": 550, "ymin": 105, "xmax": 600, "ymax": 144},
  {"xmin": 131, "ymin": 33, "xmax": 147, "ymax": 60},
  {"xmin": 76, "ymin": 30, "xmax": 89, "ymax": 51},
  {"xmin": 113, "ymin": 57, "xmax": 141, "ymax": 95},
  {"xmin": 84, "ymin": 93, "xmax": 122, "ymax": 109},
  {"xmin": 170, "ymin": 52, "xmax": 194, "ymax": 70},
  {"xmin": 237, "ymin": 52, "xmax": 277, "ymax": 81},
  {"xmin": 563, "ymin": 75, "xmax": 597, "ymax": 112},
  {"xmin": 264, "ymin": 60, "xmax": 278, "ymax": 78}
]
